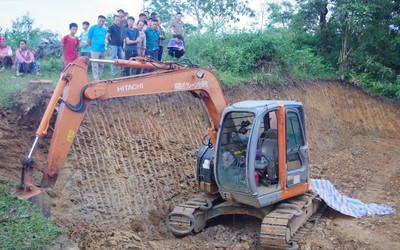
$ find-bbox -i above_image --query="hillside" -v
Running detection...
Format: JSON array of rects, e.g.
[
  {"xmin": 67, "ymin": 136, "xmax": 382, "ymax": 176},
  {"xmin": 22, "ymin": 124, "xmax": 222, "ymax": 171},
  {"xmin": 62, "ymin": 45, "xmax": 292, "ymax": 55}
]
[{"xmin": 0, "ymin": 80, "xmax": 399, "ymax": 249}]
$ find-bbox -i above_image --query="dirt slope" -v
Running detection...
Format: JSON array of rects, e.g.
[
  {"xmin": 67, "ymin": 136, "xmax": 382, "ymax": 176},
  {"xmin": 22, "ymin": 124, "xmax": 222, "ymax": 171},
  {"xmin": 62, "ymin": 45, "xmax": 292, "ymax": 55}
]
[{"xmin": 0, "ymin": 80, "xmax": 399, "ymax": 249}]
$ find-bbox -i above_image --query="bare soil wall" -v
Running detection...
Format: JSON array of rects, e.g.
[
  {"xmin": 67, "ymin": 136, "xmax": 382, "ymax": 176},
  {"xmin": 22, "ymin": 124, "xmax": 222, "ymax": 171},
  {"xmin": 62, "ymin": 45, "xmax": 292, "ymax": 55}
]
[{"xmin": 0, "ymin": 80, "xmax": 399, "ymax": 249}]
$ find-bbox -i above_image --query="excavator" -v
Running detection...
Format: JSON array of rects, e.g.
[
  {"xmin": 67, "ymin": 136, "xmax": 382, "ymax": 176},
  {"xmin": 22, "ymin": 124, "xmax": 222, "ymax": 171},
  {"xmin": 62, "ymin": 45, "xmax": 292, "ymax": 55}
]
[{"xmin": 15, "ymin": 56, "xmax": 323, "ymax": 249}]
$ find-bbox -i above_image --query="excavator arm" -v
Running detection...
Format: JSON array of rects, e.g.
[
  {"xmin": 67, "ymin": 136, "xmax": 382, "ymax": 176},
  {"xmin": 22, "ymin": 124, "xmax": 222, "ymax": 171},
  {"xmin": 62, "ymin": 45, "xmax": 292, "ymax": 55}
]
[{"xmin": 16, "ymin": 56, "xmax": 227, "ymax": 216}]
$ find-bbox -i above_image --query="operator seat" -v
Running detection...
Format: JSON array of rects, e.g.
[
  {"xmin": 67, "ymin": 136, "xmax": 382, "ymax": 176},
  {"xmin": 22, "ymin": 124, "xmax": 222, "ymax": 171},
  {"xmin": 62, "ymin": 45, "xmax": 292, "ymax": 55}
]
[
  {"xmin": 256, "ymin": 129, "xmax": 278, "ymax": 182},
  {"xmin": 257, "ymin": 131, "xmax": 267, "ymax": 149}
]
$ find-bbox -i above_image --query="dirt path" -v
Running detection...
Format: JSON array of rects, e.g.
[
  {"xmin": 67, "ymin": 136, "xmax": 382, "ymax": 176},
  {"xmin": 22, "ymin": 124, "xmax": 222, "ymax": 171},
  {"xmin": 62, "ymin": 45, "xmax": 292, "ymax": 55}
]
[{"xmin": 0, "ymin": 80, "xmax": 399, "ymax": 249}]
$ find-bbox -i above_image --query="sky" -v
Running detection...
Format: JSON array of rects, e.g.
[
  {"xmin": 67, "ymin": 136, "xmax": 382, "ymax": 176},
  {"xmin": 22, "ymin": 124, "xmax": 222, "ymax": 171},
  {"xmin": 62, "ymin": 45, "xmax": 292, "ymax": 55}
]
[
  {"xmin": 0, "ymin": 0, "xmax": 147, "ymax": 35},
  {"xmin": 0, "ymin": 0, "xmax": 272, "ymax": 36}
]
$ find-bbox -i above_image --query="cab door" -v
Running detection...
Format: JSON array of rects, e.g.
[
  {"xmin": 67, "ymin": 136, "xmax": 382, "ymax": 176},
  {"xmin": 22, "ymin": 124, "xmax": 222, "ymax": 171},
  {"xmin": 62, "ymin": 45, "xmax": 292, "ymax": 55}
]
[
  {"xmin": 215, "ymin": 111, "xmax": 255, "ymax": 194},
  {"xmin": 285, "ymin": 107, "xmax": 309, "ymax": 187}
]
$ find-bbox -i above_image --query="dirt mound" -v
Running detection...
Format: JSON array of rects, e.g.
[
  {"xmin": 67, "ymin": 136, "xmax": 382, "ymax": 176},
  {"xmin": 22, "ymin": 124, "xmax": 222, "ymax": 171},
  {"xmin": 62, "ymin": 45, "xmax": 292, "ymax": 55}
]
[
  {"xmin": 0, "ymin": 81, "xmax": 54, "ymax": 185},
  {"xmin": 1, "ymin": 80, "xmax": 399, "ymax": 249},
  {"xmin": 7, "ymin": 80, "xmax": 54, "ymax": 128}
]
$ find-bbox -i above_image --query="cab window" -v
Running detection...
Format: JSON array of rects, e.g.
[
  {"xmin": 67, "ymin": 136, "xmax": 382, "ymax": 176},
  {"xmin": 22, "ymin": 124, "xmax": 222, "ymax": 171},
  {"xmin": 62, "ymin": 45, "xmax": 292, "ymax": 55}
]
[
  {"xmin": 216, "ymin": 111, "xmax": 254, "ymax": 193},
  {"xmin": 286, "ymin": 112, "xmax": 304, "ymax": 170},
  {"xmin": 286, "ymin": 112, "xmax": 304, "ymax": 148}
]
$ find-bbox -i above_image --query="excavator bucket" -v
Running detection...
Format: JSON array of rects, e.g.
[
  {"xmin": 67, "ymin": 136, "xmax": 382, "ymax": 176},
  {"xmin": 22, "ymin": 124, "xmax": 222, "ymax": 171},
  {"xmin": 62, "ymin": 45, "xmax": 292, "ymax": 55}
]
[
  {"xmin": 27, "ymin": 191, "xmax": 51, "ymax": 218},
  {"xmin": 16, "ymin": 156, "xmax": 52, "ymax": 218},
  {"xmin": 15, "ymin": 187, "xmax": 52, "ymax": 218}
]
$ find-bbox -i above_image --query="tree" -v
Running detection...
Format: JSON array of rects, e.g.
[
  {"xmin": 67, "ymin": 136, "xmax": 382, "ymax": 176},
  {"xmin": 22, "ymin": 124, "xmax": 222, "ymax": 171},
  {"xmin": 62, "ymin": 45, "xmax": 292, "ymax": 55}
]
[
  {"xmin": 2, "ymin": 13, "xmax": 60, "ymax": 53},
  {"xmin": 292, "ymin": 0, "xmax": 400, "ymax": 79},
  {"xmin": 3, "ymin": 13, "xmax": 41, "ymax": 49},
  {"xmin": 266, "ymin": 1, "xmax": 295, "ymax": 29},
  {"xmin": 292, "ymin": 0, "xmax": 329, "ymax": 32},
  {"xmin": 145, "ymin": 0, "xmax": 255, "ymax": 33},
  {"xmin": 11, "ymin": 12, "xmax": 39, "ymax": 41},
  {"xmin": 144, "ymin": 0, "xmax": 184, "ymax": 24}
]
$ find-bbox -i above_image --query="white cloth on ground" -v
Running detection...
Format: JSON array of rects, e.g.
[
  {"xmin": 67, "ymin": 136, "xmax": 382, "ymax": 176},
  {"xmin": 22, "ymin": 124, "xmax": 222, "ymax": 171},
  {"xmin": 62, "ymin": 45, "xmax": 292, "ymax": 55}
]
[{"xmin": 310, "ymin": 179, "xmax": 396, "ymax": 218}]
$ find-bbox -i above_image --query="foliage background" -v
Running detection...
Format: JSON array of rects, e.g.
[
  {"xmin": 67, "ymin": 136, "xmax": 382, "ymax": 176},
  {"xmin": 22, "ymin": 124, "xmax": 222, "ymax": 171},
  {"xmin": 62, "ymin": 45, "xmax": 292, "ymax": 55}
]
[{"xmin": 1, "ymin": 0, "xmax": 399, "ymax": 101}]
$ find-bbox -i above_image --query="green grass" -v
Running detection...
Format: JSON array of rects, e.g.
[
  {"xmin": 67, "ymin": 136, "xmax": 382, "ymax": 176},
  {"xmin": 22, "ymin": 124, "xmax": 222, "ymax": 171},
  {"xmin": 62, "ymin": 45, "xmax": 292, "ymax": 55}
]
[
  {"xmin": 0, "ymin": 58, "xmax": 117, "ymax": 105},
  {"xmin": 0, "ymin": 67, "xmax": 60, "ymax": 105},
  {"xmin": 0, "ymin": 183, "xmax": 67, "ymax": 250},
  {"xmin": 214, "ymin": 70, "xmax": 252, "ymax": 87}
]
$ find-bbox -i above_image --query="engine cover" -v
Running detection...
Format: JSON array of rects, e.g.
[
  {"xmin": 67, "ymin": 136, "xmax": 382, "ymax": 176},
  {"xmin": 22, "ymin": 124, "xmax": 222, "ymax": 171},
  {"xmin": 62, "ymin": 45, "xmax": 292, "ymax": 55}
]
[{"xmin": 196, "ymin": 144, "xmax": 218, "ymax": 194}]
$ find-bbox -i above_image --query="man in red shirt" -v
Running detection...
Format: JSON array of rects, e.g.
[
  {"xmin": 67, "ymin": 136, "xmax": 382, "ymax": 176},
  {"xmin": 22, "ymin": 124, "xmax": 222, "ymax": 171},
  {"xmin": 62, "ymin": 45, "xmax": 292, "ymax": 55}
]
[{"xmin": 62, "ymin": 23, "xmax": 79, "ymax": 67}]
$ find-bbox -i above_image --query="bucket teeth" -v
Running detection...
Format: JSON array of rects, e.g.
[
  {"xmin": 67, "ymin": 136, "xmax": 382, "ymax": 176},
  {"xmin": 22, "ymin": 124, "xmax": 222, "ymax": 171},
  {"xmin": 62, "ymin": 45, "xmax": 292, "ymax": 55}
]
[{"xmin": 27, "ymin": 191, "xmax": 52, "ymax": 218}]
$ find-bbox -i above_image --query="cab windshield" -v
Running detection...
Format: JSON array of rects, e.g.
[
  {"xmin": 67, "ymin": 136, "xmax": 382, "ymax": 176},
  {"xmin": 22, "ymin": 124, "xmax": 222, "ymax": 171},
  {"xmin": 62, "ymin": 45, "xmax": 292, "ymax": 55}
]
[{"xmin": 216, "ymin": 111, "xmax": 254, "ymax": 193}]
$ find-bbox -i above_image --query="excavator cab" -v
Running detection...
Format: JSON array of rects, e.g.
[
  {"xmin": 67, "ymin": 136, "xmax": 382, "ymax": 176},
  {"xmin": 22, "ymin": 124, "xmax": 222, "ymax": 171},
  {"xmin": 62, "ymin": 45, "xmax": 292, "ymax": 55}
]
[
  {"xmin": 214, "ymin": 100, "xmax": 310, "ymax": 208},
  {"xmin": 172, "ymin": 100, "xmax": 320, "ymax": 245}
]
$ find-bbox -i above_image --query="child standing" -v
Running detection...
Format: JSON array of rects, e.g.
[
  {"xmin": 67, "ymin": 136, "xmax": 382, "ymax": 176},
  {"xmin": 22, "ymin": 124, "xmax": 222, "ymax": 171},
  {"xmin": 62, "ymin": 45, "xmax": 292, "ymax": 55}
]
[
  {"xmin": 79, "ymin": 21, "xmax": 91, "ymax": 57},
  {"xmin": 62, "ymin": 23, "xmax": 79, "ymax": 67}
]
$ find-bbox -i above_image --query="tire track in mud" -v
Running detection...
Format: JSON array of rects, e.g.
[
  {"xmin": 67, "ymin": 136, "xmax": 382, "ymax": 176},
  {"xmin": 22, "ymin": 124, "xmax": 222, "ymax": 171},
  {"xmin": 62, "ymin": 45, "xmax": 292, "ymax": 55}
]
[
  {"xmin": 6, "ymin": 80, "xmax": 397, "ymax": 249},
  {"xmin": 52, "ymin": 92, "xmax": 208, "ymax": 246}
]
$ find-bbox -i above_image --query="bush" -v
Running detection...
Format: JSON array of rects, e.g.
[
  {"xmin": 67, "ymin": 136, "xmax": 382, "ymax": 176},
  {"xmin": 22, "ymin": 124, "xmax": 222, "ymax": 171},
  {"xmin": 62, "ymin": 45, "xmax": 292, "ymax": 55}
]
[
  {"xmin": 349, "ymin": 71, "xmax": 400, "ymax": 100},
  {"xmin": 185, "ymin": 30, "xmax": 334, "ymax": 84},
  {"xmin": 38, "ymin": 58, "xmax": 64, "ymax": 73},
  {"xmin": 284, "ymin": 48, "xmax": 334, "ymax": 79}
]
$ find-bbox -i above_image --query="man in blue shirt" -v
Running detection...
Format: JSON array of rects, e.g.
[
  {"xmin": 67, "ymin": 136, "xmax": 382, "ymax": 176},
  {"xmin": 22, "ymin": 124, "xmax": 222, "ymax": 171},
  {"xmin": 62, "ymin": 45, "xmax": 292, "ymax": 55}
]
[
  {"xmin": 87, "ymin": 15, "xmax": 107, "ymax": 80},
  {"xmin": 124, "ymin": 16, "xmax": 141, "ymax": 76},
  {"xmin": 144, "ymin": 18, "xmax": 160, "ymax": 72}
]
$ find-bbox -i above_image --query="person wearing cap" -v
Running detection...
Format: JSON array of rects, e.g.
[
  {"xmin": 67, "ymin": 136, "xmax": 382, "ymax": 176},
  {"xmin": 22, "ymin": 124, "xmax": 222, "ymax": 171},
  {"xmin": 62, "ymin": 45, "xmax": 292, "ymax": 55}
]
[
  {"xmin": 0, "ymin": 36, "xmax": 13, "ymax": 72},
  {"xmin": 117, "ymin": 9, "xmax": 128, "ymax": 76},
  {"xmin": 167, "ymin": 35, "xmax": 185, "ymax": 59},
  {"xmin": 117, "ymin": 10, "xmax": 127, "ymax": 45},
  {"xmin": 150, "ymin": 12, "xmax": 158, "ymax": 19}
]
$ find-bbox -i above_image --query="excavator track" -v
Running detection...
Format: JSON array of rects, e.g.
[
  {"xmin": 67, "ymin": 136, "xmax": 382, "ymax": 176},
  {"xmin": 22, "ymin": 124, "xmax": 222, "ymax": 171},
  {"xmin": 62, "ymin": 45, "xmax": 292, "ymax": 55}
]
[
  {"xmin": 166, "ymin": 192, "xmax": 324, "ymax": 249},
  {"xmin": 290, "ymin": 202, "xmax": 327, "ymax": 243},
  {"xmin": 165, "ymin": 196, "xmax": 215, "ymax": 236},
  {"xmin": 259, "ymin": 192, "xmax": 323, "ymax": 249}
]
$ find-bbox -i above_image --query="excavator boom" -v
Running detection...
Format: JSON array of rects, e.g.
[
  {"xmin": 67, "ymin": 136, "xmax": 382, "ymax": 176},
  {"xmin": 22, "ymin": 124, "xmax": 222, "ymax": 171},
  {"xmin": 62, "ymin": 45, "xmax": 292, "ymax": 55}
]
[{"xmin": 16, "ymin": 56, "xmax": 227, "ymax": 216}]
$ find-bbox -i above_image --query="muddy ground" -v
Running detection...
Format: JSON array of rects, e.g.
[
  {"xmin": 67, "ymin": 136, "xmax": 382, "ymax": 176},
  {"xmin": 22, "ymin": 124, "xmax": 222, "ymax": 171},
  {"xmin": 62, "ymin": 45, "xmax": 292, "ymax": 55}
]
[{"xmin": 0, "ymin": 79, "xmax": 399, "ymax": 249}]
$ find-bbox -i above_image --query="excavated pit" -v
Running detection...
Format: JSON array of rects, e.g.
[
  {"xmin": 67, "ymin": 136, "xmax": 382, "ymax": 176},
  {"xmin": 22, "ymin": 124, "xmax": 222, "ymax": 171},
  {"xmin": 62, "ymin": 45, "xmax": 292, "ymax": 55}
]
[{"xmin": 0, "ymin": 79, "xmax": 399, "ymax": 249}]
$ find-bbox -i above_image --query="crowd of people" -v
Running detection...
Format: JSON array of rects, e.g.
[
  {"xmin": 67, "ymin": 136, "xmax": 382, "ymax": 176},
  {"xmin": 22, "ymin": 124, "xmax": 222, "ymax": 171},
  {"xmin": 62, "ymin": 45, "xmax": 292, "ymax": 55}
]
[
  {"xmin": 0, "ymin": 36, "xmax": 41, "ymax": 76},
  {"xmin": 0, "ymin": 9, "xmax": 186, "ymax": 79},
  {"xmin": 64, "ymin": 9, "xmax": 187, "ymax": 80}
]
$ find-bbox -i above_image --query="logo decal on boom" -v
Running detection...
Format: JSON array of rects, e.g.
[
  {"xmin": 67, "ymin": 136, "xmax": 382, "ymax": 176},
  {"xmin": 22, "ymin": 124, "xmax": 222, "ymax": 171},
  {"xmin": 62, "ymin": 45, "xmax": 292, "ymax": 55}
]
[
  {"xmin": 66, "ymin": 130, "xmax": 74, "ymax": 142},
  {"xmin": 117, "ymin": 83, "xmax": 144, "ymax": 92},
  {"xmin": 174, "ymin": 81, "xmax": 208, "ymax": 90}
]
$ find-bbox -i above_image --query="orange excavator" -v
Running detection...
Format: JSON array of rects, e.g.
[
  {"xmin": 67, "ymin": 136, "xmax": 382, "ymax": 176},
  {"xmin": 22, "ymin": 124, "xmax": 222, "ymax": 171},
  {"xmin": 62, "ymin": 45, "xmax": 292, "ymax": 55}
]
[{"xmin": 16, "ymin": 56, "xmax": 323, "ymax": 249}]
